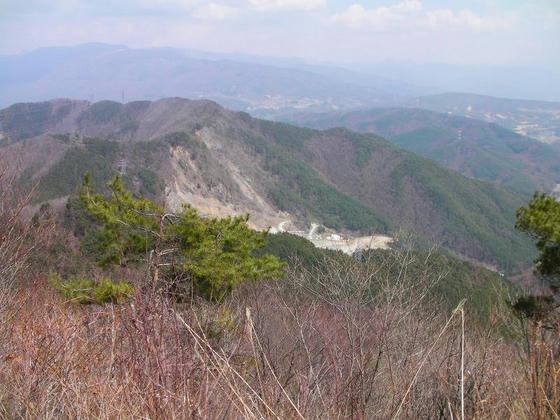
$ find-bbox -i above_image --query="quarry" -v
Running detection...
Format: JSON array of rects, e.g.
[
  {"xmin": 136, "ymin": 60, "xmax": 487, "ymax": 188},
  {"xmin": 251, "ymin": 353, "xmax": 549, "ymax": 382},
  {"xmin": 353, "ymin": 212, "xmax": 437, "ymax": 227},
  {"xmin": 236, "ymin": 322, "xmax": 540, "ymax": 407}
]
[{"xmin": 269, "ymin": 221, "xmax": 393, "ymax": 255}]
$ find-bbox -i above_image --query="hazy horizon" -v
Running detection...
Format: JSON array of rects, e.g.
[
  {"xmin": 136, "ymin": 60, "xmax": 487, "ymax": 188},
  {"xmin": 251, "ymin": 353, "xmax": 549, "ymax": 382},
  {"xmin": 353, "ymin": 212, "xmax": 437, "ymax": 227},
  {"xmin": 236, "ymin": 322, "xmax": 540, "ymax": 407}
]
[
  {"xmin": 2, "ymin": 41, "xmax": 560, "ymax": 103},
  {"xmin": 1, "ymin": 0, "xmax": 560, "ymax": 102},
  {"xmin": 1, "ymin": 0, "xmax": 558, "ymax": 68}
]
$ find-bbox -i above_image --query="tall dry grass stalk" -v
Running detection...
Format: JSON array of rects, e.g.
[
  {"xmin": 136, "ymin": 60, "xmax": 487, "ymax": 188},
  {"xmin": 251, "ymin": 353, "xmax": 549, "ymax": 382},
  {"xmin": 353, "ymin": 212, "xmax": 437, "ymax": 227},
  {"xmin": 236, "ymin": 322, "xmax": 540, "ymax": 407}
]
[{"xmin": 0, "ymin": 271, "xmax": 549, "ymax": 418}]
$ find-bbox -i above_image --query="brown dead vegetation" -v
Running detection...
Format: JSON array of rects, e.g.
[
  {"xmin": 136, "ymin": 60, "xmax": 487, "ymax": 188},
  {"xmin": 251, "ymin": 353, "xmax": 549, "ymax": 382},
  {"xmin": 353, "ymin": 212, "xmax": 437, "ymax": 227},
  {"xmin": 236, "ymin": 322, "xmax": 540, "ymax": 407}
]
[
  {"xmin": 0, "ymin": 258, "xmax": 557, "ymax": 418},
  {"xmin": 0, "ymin": 162, "xmax": 558, "ymax": 419}
]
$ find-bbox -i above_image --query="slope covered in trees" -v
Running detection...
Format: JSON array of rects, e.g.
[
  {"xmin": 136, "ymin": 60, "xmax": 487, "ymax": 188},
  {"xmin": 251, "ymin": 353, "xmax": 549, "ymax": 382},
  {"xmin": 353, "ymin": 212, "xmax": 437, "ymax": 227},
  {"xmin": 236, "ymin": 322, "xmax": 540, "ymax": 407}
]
[
  {"xmin": 283, "ymin": 107, "xmax": 560, "ymax": 194},
  {"xmin": 0, "ymin": 98, "xmax": 535, "ymax": 270},
  {"xmin": 0, "ymin": 128, "xmax": 556, "ymax": 418}
]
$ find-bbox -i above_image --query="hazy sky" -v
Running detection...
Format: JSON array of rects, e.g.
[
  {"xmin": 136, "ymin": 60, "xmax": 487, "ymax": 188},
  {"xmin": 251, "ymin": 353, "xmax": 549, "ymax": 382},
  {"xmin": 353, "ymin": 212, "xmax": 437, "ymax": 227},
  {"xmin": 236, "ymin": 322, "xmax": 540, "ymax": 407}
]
[{"xmin": 1, "ymin": 0, "xmax": 559, "ymax": 67}]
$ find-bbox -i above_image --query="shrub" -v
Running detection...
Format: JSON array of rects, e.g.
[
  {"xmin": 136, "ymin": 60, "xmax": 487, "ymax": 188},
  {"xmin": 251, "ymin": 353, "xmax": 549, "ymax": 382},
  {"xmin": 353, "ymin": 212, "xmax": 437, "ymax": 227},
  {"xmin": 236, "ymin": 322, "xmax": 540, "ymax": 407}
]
[{"xmin": 49, "ymin": 273, "xmax": 133, "ymax": 304}]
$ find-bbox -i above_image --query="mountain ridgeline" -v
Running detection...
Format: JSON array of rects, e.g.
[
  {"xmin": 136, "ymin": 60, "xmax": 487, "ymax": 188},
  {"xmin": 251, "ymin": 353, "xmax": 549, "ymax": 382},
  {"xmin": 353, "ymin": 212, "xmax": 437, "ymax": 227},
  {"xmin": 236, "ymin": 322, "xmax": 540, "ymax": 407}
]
[
  {"xmin": 283, "ymin": 107, "xmax": 560, "ymax": 195},
  {"xmin": 0, "ymin": 43, "xmax": 420, "ymax": 111},
  {"xmin": 0, "ymin": 98, "xmax": 535, "ymax": 271}
]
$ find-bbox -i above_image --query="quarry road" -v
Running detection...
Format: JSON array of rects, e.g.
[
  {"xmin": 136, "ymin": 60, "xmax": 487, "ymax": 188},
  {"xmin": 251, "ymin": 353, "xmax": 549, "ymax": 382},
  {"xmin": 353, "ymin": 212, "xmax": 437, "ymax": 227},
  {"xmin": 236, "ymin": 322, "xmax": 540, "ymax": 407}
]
[
  {"xmin": 277, "ymin": 220, "xmax": 290, "ymax": 232},
  {"xmin": 308, "ymin": 223, "xmax": 319, "ymax": 238}
]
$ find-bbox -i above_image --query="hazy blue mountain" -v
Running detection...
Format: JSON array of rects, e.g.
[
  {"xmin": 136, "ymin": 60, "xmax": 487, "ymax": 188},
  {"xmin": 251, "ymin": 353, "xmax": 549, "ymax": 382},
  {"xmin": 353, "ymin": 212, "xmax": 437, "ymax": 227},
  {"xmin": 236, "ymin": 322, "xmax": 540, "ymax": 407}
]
[
  {"xmin": 178, "ymin": 48, "xmax": 436, "ymax": 98},
  {"xmin": 0, "ymin": 44, "xmax": 421, "ymax": 111},
  {"xmin": 354, "ymin": 61, "xmax": 560, "ymax": 103},
  {"xmin": 4, "ymin": 43, "xmax": 557, "ymax": 143}
]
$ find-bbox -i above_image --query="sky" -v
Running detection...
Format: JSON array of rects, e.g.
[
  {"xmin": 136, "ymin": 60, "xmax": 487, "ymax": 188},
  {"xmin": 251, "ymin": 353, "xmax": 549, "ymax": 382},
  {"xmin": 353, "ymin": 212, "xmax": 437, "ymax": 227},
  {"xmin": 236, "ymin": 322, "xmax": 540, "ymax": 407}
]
[{"xmin": 1, "ymin": 0, "xmax": 559, "ymax": 68}]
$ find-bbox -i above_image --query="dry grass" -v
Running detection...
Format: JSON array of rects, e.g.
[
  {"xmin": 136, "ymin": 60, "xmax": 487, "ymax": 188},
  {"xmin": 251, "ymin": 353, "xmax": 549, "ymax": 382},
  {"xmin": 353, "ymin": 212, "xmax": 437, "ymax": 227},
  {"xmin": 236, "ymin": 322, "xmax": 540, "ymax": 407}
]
[
  {"xmin": 0, "ymin": 255, "xmax": 555, "ymax": 419},
  {"xmin": 0, "ymin": 167, "xmax": 557, "ymax": 418}
]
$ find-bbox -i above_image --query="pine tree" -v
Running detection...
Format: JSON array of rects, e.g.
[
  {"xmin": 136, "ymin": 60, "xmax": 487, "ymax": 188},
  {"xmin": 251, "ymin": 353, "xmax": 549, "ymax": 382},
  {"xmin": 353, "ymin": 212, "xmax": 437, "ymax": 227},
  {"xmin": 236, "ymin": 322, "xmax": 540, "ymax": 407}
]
[
  {"xmin": 516, "ymin": 192, "xmax": 560, "ymax": 291},
  {"xmin": 80, "ymin": 173, "xmax": 284, "ymax": 300},
  {"xmin": 512, "ymin": 192, "xmax": 559, "ymax": 319}
]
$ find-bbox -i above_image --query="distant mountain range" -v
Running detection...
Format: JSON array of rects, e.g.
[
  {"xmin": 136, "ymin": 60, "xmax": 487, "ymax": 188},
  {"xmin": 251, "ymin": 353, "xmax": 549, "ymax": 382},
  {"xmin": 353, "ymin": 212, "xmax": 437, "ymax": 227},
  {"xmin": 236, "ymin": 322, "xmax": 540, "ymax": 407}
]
[
  {"xmin": 0, "ymin": 98, "xmax": 535, "ymax": 271},
  {"xmin": 0, "ymin": 43, "xmax": 421, "ymax": 112},
  {"xmin": 283, "ymin": 107, "xmax": 560, "ymax": 194},
  {"xmin": 1, "ymin": 44, "xmax": 558, "ymax": 144},
  {"xmin": 351, "ymin": 62, "xmax": 560, "ymax": 103}
]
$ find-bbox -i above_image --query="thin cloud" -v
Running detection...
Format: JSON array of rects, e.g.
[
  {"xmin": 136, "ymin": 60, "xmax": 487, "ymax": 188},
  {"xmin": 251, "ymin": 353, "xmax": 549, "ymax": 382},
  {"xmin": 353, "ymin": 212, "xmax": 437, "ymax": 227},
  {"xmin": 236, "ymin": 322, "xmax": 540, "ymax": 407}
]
[
  {"xmin": 248, "ymin": 0, "xmax": 327, "ymax": 13},
  {"xmin": 424, "ymin": 9, "xmax": 491, "ymax": 29},
  {"xmin": 330, "ymin": 1, "xmax": 422, "ymax": 29},
  {"xmin": 393, "ymin": 0, "xmax": 422, "ymax": 13},
  {"xmin": 194, "ymin": 3, "xmax": 240, "ymax": 20},
  {"xmin": 0, "ymin": 0, "xmax": 556, "ymax": 68},
  {"xmin": 330, "ymin": 4, "xmax": 402, "ymax": 29},
  {"xmin": 330, "ymin": 2, "xmax": 510, "ymax": 32}
]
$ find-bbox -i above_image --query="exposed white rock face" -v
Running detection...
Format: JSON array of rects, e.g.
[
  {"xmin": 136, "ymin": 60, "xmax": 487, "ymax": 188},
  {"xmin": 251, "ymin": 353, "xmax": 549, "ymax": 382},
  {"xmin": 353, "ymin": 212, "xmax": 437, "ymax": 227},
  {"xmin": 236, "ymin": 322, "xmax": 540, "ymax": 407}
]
[{"xmin": 270, "ymin": 220, "xmax": 393, "ymax": 255}]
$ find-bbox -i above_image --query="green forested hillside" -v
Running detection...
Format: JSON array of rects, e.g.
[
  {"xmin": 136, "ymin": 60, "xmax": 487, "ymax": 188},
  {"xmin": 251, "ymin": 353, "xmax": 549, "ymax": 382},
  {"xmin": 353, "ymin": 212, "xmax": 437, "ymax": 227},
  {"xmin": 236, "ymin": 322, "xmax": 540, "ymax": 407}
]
[
  {"xmin": 27, "ymin": 137, "xmax": 164, "ymax": 203},
  {"xmin": 283, "ymin": 107, "xmax": 560, "ymax": 194},
  {"xmin": 279, "ymin": 128, "xmax": 534, "ymax": 271},
  {"xmin": 0, "ymin": 100, "xmax": 77, "ymax": 141},
  {"xmin": 1, "ymin": 98, "xmax": 537, "ymax": 271},
  {"xmin": 260, "ymin": 232, "xmax": 515, "ymax": 323}
]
